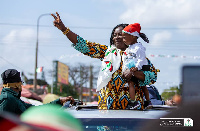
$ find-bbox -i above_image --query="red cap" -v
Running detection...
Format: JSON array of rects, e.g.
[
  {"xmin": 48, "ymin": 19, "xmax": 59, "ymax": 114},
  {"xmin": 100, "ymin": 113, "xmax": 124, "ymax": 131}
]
[{"xmin": 122, "ymin": 23, "xmax": 141, "ymax": 37}]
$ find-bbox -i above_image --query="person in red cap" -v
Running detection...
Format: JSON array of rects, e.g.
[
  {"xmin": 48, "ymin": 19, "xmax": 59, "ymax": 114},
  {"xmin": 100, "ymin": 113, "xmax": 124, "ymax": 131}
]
[
  {"xmin": 51, "ymin": 12, "xmax": 159, "ymax": 110},
  {"xmin": 122, "ymin": 23, "xmax": 152, "ymax": 110}
]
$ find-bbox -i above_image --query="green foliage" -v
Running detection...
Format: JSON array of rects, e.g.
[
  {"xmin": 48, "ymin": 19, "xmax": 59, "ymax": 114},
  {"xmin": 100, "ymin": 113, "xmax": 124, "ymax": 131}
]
[
  {"xmin": 27, "ymin": 79, "xmax": 48, "ymax": 85},
  {"xmin": 161, "ymin": 86, "xmax": 181, "ymax": 100},
  {"xmin": 48, "ymin": 83, "xmax": 79, "ymax": 99}
]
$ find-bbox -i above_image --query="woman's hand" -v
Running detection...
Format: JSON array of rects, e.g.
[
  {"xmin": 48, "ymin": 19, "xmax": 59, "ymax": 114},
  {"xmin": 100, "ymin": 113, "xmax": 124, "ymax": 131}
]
[
  {"xmin": 51, "ymin": 12, "xmax": 67, "ymax": 32},
  {"xmin": 165, "ymin": 99, "xmax": 175, "ymax": 106},
  {"xmin": 59, "ymin": 96, "xmax": 75, "ymax": 105},
  {"xmin": 122, "ymin": 69, "xmax": 133, "ymax": 81},
  {"xmin": 123, "ymin": 68, "xmax": 145, "ymax": 81},
  {"xmin": 130, "ymin": 67, "xmax": 138, "ymax": 72}
]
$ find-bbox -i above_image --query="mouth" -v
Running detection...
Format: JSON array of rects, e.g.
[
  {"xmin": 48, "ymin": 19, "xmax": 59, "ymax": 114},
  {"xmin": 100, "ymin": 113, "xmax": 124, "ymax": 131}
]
[
  {"xmin": 115, "ymin": 40, "xmax": 123, "ymax": 43},
  {"xmin": 125, "ymin": 43, "xmax": 129, "ymax": 46}
]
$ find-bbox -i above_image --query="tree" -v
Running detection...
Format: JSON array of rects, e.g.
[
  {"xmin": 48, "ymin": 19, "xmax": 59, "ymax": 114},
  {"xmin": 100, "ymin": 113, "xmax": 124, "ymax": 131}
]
[
  {"xmin": 49, "ymin": 62, "xmax": 99, "ymax": 100},
  {"xmin": 161, "ymin": 85, "xmax": 181, "ymax": 100},
  {"xmin": 68, "ymin": 64, "xmax": 90, "ymax": 101},
  {"xmin": 52, "ymin": 83, "xmax": 79, "ymax": 99},
  {"xmin": 27, "ymin": 79, "xmax": 48, "ymax": 85}
]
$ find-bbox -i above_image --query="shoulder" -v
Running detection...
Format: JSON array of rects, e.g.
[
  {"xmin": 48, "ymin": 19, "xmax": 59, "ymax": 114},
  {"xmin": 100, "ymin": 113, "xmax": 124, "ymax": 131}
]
[
  {"xmin": 0, "ymin": 93, "xmax": 10, "ymax": 108},
  {"xmin": 0, "ymin": 90, "xmax": 19, "ymax": 103},
  {"xmin": 136, "ymin": 44, "xmax": 146, "ymax": 54},
  {"xmin": 127, "ymin": 45, "xmax": 136, "ymax": 51},
  {"xmin": 0, "ymin": 91, "xmax": 10, "ymax": 104},
  {"xmin": 136, "ymin": 42, "xmax": 145, "ymax": 48},
  {"xmin": 0, "ymin": 92, "xmax": 8, "ymax": 99}
]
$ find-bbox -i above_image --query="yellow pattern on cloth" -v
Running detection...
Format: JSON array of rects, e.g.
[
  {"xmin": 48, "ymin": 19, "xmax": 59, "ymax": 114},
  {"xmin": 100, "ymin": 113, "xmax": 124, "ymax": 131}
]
[
  {"xmin": 73, "ymin": 36, "xmax": 159, "ymax": 110},
  {"xmin": 98, "ymin": 60, "xmax": 144, "ymax": 110}
]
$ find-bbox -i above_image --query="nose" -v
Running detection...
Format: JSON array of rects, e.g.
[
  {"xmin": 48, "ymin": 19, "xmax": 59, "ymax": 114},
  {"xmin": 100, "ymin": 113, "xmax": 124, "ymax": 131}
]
[{"xmin": 116, "ymin": 34, "xmax": 122, "ymax": 39}]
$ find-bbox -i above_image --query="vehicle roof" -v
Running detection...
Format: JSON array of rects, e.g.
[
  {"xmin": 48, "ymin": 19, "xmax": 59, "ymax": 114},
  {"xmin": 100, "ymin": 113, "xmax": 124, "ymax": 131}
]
[{"xmin": 66, "ymin": 105, "xmax": 175, "ymax": 119}]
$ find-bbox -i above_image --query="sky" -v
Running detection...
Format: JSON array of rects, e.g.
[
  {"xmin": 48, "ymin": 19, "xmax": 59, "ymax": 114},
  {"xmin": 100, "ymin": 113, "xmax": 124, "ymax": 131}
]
[{"xmin": 0, "ymin": 0, "xmax": 200, "ymax": 94}]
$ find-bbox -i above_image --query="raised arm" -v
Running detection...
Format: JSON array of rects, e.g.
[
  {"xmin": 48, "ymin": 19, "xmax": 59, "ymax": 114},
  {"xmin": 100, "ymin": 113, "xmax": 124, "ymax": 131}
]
[
  {"xmin": 51, "ymin": 12, "xmax": 108, "ymax": 60},
  {"xmin": 51, "ymin": 12, "xmax": 77, "ymax": 45}
]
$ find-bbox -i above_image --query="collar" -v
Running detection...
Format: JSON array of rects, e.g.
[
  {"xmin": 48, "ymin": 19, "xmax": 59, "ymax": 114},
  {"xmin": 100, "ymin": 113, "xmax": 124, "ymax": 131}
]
[
  {"xmin": 1, "ymin": 88, "xmax": 20, "ymax": 98},
  {"xmin": 3, "ymin": 82, "xmax": 22, "ymax": 91}
]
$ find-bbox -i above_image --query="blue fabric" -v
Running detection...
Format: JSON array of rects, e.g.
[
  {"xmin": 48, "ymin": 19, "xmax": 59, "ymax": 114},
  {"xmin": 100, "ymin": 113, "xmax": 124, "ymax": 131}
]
[
  {"xmin": 126, "ymin": 60, "xmax": 135, "ymax": 69},
  {"xmin": 138, "ymin": 59, "xmax": 157, "ymax": 86},
  {"xmin": 144, "ymin": 85, "xmax": 165, "ymax": 105},
  {"xmin": 72, "ymin": 36, "xmax": 90, "ymax": 53},
  {"xmin": 139, "ymin": 71, "xmax": 155, "ymax": 86}
]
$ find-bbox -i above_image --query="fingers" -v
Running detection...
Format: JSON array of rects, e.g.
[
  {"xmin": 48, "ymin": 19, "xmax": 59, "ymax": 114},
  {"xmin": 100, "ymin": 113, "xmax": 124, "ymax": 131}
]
[
  {"xmin": 59, "ymin": 96, "xmax": 74, "ymax": 105},
  {"xmin": 56, "ymin": 12, "xmax": 60, "ymax": 20},
  {"xmin": 51, "ymin": 12, "xmax": 60, "ymax": 21},
  {"xmin": 51, "ymin": 13, "xmax": 57, "ymax": 20},
  {"xmin": 68, "ymin": 96, "xmax": 75, "ymax": 104},
  {"xmin": 51, "ymin": 13, "xmax": 58, "ymax": 27},
  {"xmin": 166, "ymin": 100, "xmax": 173, "ymax": 106},
  {"xmin": 70, "ymin": 98, "xmax": 75, "ymax": 104},
  {"xmin": 130, "ymin": 67, "xmax": 137, "ymax": 72},
  {"xmin": 53, "ymin": 21, "xmax": 59, "ymax": 27}
]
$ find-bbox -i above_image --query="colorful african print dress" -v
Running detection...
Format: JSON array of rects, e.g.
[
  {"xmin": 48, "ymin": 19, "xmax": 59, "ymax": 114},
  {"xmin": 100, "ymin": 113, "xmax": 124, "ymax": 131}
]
[{"xmin": 72, "ymin": 36, "xmax": 159, "ymax": 110}]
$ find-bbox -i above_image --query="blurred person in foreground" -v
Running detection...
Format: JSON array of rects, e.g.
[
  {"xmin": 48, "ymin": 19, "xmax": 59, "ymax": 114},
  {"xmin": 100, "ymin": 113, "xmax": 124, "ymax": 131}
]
[
  {"xmin": 140, "ymin": 100, "xmax": 199, "ymax": 131},
  {"xmin": 0, "ymin": 105, "xmax": 82, "ymax": 131},
  {"xmin": 20, "ymin": 104, "xmax": 83, "ymax": 131},
  {"xmin": 0, "ymin": 69, "xmax": 74, "ymax": 115}
]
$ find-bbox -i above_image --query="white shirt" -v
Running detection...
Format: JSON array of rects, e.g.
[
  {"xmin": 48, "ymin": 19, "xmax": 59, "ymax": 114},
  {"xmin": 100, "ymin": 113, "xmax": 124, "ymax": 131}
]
[{"xmin": 123, "ymin": 42, "xmax": 148, "ymax": 71}]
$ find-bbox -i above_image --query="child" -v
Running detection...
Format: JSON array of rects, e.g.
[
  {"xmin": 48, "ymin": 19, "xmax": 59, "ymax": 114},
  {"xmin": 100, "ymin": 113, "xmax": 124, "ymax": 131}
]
[{"xmin": 122, "ymin": 23, "xmax": 152, "ymax": 110}]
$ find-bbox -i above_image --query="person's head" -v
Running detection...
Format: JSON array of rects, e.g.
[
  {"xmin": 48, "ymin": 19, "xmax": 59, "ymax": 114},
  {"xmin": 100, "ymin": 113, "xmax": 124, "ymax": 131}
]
[
  {"xmin": 110, "ymin": 24, "xmax": 129, "ymax": 51},
  {"xmin": 20, "ymin": 105, "xmax": 83, "ymax": 131},
  {"xmin": 122, "ymin": 23, "xmax": 149, "ymax": 45},
  {"xmin": 1, "ymin": 69, "xmax": 22, "ymax": 94},
  {"xmin": 122, "ymin": 32, "xmax": 138, "ymax": 46}
]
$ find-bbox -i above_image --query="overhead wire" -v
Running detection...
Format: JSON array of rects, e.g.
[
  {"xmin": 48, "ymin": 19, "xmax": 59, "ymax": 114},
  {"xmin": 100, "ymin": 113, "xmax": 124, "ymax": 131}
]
[
  {"xmin": 1, "ymin": 22, "xmax": 200, "ymax": 30},
  {"xmin": 0, "ymin": 56, "xmax": 24, "ymax": 71}
]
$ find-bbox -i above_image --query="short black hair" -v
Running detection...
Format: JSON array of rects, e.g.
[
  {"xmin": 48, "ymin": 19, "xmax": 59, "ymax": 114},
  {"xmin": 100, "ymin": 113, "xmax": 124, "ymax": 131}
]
[{"xmin": 110, "ymin": 23, "xmax": 129, "ymax": 46}]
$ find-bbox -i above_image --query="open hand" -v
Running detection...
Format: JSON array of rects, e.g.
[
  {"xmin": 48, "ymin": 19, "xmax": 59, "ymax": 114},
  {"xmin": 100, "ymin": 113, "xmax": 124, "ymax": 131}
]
[
  {"xmin": 59, "ymin": 96, "xmax": 75, "ymax": 105},
  {"xmin": 130, "ymin": 67, "xmax": 138, "ymax": 72},
  {"xmin": 122, "ymin": 68, "xmax": 132, "ymax": 81},
  {"xmin": 165, "ymin": 99, "xmax": 175, "ymax": 106},
  {"xmin": 51, "ymin": 12, "xmax": 66, "ymax": 32}
]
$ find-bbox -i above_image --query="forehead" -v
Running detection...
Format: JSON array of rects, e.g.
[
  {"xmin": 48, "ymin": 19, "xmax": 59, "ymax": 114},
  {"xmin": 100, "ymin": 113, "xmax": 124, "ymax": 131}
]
[
  {"xmin": 114, "ymin": 26, "xmax": 123, "ymax": 34},
  {"xmin": 122, "ymin": 32, "xmax": 132, "ymax": 37}
]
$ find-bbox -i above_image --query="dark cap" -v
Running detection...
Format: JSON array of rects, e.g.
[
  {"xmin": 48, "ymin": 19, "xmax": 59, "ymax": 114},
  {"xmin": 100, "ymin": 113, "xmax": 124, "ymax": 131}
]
[{"xmin": 1, "ymin": 69, "xmax": 22, "ymax": 84}]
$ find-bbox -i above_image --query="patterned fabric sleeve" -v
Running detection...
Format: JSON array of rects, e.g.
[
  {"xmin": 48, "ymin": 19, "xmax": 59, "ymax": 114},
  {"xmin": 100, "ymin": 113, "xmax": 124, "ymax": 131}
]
[
  {"xmin": 138, "ymin": 58, "xmax": 159, "ymax": 86},
  {"xmin": 72, "ymin": 35, "xmax": 108, "ymax": 61}
]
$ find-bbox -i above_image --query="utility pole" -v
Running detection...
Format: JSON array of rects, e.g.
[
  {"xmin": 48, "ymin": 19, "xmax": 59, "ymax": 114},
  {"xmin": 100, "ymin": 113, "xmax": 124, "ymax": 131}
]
[
  {"xmin": 34, "ymin": 13, "xmax": 51, "ymax": 91},
  {"xmin": 79, "ymin": 65, "xmax": 83, "ymax": 101},
  {"xmin": 89, "ymin": 65, "xmax": 93, "ymax": 102}
]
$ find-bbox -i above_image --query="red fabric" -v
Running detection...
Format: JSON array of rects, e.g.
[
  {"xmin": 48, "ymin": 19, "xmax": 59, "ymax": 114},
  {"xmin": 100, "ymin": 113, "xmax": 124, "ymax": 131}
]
[
  {"xmin": 123, "ymin": 23, "xmax": 141, "ymax": 34},
  {"xmin": 0, "ymin": 114, "xmax": 34, "ymax": 131},
  {"xmin": 0, "ymin": 119, "xmax": 18, "ymax": 130}
]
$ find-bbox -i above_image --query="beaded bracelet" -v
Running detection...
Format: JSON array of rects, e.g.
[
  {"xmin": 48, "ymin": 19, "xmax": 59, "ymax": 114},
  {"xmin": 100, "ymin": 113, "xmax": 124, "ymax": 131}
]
[{"xmin": 63, "ymin": 27, "xmax": 70, "ymax": 35}]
